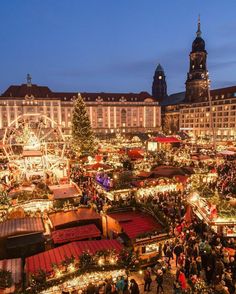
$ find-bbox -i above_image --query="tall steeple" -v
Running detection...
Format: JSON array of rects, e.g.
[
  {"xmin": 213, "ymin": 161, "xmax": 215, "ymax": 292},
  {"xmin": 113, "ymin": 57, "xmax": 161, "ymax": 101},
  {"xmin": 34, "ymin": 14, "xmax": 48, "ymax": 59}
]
[
  {"xmin": 152, "ymin": 63, "xmax": 167, "ymax": 101},
  {"xmin": 196, "ymin": 15, "xmax": 201, "ymax": 37},
  {"xmin": 185, "ymin": 17, "xmax": 208, "ymax": 103},
  {"xmin": 27, "ymin": 74, "xmax": 32, "ymax": 87}
]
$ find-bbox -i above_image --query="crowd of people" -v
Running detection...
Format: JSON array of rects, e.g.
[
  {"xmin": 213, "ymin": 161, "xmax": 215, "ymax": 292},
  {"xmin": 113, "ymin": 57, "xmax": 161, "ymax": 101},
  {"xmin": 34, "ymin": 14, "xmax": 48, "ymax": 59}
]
[
  {"xmin": 67, "ymin": 158, "xmax": 236, "ymax": 294},
  {"xmin": 217, "ymin": 161, "xmax": 236, "ymax": 196},
  {"xmin": 160, "ymin": 216, "xmax": 236, "ymax": 293}
]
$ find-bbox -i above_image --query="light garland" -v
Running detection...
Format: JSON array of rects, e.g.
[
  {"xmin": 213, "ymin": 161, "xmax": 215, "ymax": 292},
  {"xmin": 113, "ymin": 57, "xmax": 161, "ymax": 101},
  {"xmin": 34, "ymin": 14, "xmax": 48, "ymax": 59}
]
[
  {"xmin": 40, "ymin": 269, "xmax": 126, "ymax": 294},
  {"xmin": 137, "ymin": 184, "xmax": 178, "ymax": 197}
]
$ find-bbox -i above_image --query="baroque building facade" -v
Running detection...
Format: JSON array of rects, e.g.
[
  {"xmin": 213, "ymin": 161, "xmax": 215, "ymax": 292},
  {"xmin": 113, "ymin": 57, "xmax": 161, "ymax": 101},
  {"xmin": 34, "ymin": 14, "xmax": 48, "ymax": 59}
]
[
  {"xmin": 160, "ymin": 18, "xmax": 236, "ymax": 141},
  {"xmin": 0, "ymin": 80, "xmax": 161, "ymax": 137}
]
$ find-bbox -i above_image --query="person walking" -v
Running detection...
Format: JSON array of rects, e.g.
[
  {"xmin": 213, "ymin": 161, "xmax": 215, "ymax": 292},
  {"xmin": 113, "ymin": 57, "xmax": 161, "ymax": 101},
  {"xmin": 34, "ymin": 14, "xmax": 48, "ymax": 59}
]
[
  {"xmin": 143, "ymin": 268, "xmax": 152, "ymax": 292},
  {"xmin": 129, "ymin": 279, "xmax": 139, "ymax": 294},
  {"xmin": 156, "ymin": 269, "xmax": 164, "ymax": 294},
  {"xmin": 116, "ymin": 276, "xmax": 125, "ymax": 294},
  {"xmin": 174, "ymin": 243, "xmax": 183, "ymax": 267}
]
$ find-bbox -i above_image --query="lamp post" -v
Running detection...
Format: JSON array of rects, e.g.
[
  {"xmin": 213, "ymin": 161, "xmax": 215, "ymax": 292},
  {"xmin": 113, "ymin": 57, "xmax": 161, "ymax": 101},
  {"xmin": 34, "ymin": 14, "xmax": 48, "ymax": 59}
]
[{"xmin": 206, "ymin": 73, "xmax": 216, "ymax": 150}]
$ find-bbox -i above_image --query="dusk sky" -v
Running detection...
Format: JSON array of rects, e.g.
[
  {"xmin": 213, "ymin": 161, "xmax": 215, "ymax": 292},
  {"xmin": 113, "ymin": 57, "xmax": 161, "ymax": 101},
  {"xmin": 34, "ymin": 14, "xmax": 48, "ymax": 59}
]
[{"xmin": 0, "ymin": 1, "xmax": 236, "ymax": 95}]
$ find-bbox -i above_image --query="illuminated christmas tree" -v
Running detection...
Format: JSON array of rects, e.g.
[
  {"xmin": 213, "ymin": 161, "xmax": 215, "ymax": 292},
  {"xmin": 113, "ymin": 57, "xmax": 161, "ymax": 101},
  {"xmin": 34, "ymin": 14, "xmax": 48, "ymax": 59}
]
[{"xmin": 72, "ymin": 93, "xmax": 95, "ymax": 155}]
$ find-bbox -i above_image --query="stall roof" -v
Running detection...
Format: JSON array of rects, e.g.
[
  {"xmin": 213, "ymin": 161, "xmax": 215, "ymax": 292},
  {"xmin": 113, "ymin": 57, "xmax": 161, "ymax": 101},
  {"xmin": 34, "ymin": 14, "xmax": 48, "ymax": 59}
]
[
  {"xmin": 84, "ymin": 163, "xmax": 112, "ymax": 171},
  {"xmin": 152, "ymin": 165, "xmax": 187, "ymax": 177},
  {"xmin": 6, "ymin": 232, "xmax": 45, "ymax": 249},
  {"xmin": 52, "ymin": 224, "xmax": 101, "ymax": 244},
  {"xmin": 150, "ymin": 137, "xmax": 181, "ymax": 143},
  {"xmin": 49, "ymin": 184, "xmax": 81, "ymax": 200},
  {"xmin": 0, "ymin": 258, "xmax": 22, "ymax": 284},
  {"xmin": 0, "ymin": 217, "xmax": 44, "ymax": 238},
  {"xmin": 26, "ymin": 239, "xmax": 122, "ymax": 274},
  {"xmin": 108, "ymin": 211, "xmax": 162, "ymax": 239},
  {"xmin": 49, "ymin": 208, "xmax": 101, "ymax": 228},
  {"xmin": 127, "ymin": 149, "xmax": 144, "ymax": 160}
]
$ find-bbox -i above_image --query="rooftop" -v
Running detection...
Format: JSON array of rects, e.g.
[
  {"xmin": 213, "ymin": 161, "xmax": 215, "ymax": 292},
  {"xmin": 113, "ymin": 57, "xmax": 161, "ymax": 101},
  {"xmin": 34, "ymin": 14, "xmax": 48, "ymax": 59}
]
[{"xmin": 108, "ymin": 211, "xmax": 162, "ymax": 239}]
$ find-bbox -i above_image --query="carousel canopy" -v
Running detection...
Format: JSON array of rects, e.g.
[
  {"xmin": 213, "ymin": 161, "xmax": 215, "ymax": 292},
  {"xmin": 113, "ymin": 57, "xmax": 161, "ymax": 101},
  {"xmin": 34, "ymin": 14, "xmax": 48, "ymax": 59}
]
[
  {"xmin": 0, "ymin": 258, "xmax": 22, "ymax": 284},
  {"xmin": 108, "ymin": 211, "xmax": 162, "ymax": 239},
  {"xmin": 52, "ymin": 224, "xmax": 101, "ymax": 245},
  {"xmin": 26, "ymin": 239, "xmax": 123, "ymax": 275},
  {"xmin": 0, "ymin": 217, "xmax": 44, "ymax": 239}
]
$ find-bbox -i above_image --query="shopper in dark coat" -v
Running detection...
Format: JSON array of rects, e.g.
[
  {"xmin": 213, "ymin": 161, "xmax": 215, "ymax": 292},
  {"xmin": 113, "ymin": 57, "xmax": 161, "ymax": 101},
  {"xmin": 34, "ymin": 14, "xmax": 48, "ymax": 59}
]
[
  {"xmin": 156, "ymin": 270, "xmax": 164, "ymax": 294},
  {"xmin": 130, "ymin": 279, "xmax": 139, "ymax": 294}
]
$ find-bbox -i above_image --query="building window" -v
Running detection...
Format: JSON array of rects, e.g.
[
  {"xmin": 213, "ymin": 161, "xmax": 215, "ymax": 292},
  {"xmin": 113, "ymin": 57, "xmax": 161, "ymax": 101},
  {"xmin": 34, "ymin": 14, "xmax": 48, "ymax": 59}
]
[{"xmin": 121, "ymin": 109, "xmax": 126, "ymax": 127}]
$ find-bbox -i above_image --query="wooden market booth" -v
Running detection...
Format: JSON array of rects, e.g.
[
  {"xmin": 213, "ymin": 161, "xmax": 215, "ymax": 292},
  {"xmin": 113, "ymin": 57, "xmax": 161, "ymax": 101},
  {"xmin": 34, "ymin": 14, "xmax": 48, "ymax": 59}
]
[{"xmin": 102, "ymin": 209, "xmax": 169, "ymax": 265}]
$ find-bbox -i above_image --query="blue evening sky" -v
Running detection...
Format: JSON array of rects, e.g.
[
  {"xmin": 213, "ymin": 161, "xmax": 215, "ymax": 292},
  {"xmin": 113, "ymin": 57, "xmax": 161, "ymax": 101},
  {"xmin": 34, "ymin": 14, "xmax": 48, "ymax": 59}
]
[{"xmin": 0, "ymin": 0, "xmax": 236, "ymax": 95}]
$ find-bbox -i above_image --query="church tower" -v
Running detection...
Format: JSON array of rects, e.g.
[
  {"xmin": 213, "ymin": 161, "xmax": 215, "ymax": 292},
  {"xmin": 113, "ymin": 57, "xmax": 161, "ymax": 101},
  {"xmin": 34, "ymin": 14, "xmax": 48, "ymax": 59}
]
[
  {"xmin": 185, "ymin": 17, "xmax": 208, "ymax": 103},
  {"xmin": 152, "ymin": 63, "xmax": 167, "ymax": 101}
]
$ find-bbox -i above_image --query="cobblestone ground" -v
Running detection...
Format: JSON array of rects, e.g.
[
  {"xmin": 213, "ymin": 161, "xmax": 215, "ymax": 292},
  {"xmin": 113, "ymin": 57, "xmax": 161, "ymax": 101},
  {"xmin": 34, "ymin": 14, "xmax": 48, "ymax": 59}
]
[
  {"xmin": 130, "ymin": 271, "xmax": 174, "ymax": 294},
  {"xmin": 129, "ymin": 257, "xmax": 177, "ymax": 294}
]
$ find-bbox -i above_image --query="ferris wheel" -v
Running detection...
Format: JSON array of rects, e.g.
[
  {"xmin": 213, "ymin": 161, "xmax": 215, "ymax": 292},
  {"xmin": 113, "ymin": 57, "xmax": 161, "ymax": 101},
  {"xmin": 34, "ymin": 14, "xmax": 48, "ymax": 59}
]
[{"xmin": 2, "ymin": 113, "xmax": 66, "ymax": 172}]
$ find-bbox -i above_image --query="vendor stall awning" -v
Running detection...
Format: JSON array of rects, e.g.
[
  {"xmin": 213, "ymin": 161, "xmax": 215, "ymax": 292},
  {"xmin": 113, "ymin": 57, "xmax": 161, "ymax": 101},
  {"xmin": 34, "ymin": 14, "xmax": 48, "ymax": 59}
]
[
  {"xmin": 52, "ymin": 224, "xmax": 101, "ymax": 244},
  {"xmin": 150, "ymin": 137, "xmax": 181, "ymax": 143},
  {"xmin": 26, "ymin": 239, "xmax": 122, "ymax": 274},
  {"xmin": 0, "ymin": 217, "xmax": 44, "ymax": 238},
  {"xmin": 0, "ymin": 258, "xmax": 22, "ymax": 284},
  {"xmin": 108, "ymin": 211, "xmax": 162, "ymax": 239}
]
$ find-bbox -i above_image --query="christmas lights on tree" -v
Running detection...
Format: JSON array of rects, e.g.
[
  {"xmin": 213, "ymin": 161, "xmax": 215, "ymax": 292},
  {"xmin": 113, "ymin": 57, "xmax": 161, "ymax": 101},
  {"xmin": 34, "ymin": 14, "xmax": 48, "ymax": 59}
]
[{"xmin": 72, "ymin": 93, "xmax": 95, "ymax": 155}]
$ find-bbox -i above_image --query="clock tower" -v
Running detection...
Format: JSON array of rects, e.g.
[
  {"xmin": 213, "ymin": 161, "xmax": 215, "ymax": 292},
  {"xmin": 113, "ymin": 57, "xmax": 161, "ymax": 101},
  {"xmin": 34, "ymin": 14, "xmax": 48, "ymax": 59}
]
[
  {"xmin": 152, "ymin": 63, "xmax": 167, "ymax": 101},
  {"xmin": 185, "ymin": 17, "xmax": 208, "ymax": 103}
]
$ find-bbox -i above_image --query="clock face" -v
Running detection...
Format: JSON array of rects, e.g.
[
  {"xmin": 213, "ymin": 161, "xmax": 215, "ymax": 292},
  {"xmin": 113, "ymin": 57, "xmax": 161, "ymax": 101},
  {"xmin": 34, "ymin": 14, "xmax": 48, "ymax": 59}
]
[
  {"xmin": 201, "ymin": 73, "xmax": 205, "ymax": 78},
  {"xmin": 189, "ymin": 74, "xmax": 192, "ymax": 79}
]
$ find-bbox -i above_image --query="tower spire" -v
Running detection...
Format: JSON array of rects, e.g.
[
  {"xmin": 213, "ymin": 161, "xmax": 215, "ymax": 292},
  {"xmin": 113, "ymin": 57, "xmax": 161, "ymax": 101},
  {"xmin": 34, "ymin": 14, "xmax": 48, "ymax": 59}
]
[
  {"xmin": 27, "ymin": 73, "xmax": 32, "ymax": 87},
  {"xmin": 196, "ymin": 14, "xmax": 201, "ymax": 37}
]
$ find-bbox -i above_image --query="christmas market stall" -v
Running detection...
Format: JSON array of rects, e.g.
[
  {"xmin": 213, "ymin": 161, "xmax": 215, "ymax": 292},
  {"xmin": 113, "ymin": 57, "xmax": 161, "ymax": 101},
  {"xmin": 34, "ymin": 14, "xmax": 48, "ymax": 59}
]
[
  {"xmin": 25, "ymin": 239, "xmax": 123, "ymax": 282},
  {"xmin": 0, "ymin": 217, "xmax": 45, "ymax": 258},
  {"xmin": 147, "ymin": 136, "xmax": 181, "ymax": 152},
  {"xmin": 102, "ymin": 209, "xmax": 168, "ymax": 265},
  {"xmin": 40, "ymin": 269, "xmax": 127, "ymax": 294},
  {"xmin": 94, "ymin": 170, "xmax": 136, "ymax": 201},
  {"xmin": 189, "ymin": 192, "xmax": 236, "ymax": 237},
  {"xmin": 0, "ymin": 258, "xmax": 22, "ymax": 293}
]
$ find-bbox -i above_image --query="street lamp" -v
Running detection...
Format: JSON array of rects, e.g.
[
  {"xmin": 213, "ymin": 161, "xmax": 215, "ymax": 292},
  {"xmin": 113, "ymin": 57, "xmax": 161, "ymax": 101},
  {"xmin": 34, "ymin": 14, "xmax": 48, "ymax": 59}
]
[{"xmin": 206, "ymin": 73, "xmax": 216, "ymax": 150}]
